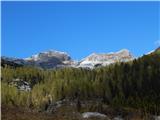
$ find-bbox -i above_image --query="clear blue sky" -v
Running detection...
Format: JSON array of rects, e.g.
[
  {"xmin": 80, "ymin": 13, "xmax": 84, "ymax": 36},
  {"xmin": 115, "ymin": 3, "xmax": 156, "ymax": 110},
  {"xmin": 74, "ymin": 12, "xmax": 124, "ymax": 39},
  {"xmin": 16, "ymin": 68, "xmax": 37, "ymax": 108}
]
[{"xmin": 2, "ymin": 1, "xmax": 160, "ymax": 60}]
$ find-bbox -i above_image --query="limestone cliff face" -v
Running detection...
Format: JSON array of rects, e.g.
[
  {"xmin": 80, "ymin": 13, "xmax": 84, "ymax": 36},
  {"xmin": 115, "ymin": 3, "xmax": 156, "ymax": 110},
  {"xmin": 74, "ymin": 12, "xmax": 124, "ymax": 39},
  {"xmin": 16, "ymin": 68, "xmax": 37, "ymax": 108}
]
[{"xmin": 78, "ymin": 49, "xmax": 133, "ymax": 68}]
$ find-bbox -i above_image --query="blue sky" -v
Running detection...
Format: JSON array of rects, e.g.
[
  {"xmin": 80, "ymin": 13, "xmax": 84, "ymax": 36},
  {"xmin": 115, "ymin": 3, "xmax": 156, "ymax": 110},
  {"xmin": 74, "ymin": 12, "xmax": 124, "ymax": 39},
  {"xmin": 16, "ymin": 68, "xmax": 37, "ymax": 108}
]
[{"xmin": 2, "ymin": 1, "xmax": 160, "ymax": 60}]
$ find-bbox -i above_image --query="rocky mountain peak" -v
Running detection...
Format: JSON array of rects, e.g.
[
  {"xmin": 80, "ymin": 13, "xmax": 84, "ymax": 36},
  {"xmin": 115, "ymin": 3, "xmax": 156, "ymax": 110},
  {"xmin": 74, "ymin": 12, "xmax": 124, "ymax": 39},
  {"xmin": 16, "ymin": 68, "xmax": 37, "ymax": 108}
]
[
  {"xmin": 25, "ymin": 50, "xmax": 71, "ymax": 62},
  {"xmin": 78, "ymin": 49, "xmax": 134, "ymax": 69},
  {"xmin": 82, "ymin": 49, "xmax": 132, "ymax": 61},
  {"xmin": 116, "ymin": 49, "xmax": 132, "ymax": 56}
]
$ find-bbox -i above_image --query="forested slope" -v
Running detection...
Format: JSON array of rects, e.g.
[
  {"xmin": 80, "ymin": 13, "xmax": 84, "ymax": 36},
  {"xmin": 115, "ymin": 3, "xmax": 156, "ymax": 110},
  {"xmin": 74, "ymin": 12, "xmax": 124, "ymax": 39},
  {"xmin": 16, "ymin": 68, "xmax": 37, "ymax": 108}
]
[{"xmin": 1, "ymin": 50, "xmax": 160, "ymax": 114}]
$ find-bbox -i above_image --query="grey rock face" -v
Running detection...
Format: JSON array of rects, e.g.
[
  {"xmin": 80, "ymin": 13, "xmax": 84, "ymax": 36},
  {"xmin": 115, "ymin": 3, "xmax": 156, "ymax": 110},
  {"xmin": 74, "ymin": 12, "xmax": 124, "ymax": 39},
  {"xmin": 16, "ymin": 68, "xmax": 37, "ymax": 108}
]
[{"xmin": 24, "ymin": 50, "xmax": 72, "ymax": 69}]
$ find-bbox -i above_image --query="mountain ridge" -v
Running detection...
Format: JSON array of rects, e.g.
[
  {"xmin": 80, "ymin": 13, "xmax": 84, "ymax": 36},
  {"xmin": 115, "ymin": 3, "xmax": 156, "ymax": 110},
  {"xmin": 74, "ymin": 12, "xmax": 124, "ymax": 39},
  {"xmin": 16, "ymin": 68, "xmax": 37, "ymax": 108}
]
[{"xmin": 1, "ymin": 49, "xmax": 136, "ymax": 69}]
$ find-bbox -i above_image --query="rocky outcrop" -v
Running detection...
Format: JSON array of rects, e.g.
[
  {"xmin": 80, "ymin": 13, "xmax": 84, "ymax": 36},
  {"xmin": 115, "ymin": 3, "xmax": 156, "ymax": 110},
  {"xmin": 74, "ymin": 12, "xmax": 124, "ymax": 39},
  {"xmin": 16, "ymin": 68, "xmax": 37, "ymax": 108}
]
[{"xmin": 9, "ymin": 78, "xmax": 31, "ymax": 91}]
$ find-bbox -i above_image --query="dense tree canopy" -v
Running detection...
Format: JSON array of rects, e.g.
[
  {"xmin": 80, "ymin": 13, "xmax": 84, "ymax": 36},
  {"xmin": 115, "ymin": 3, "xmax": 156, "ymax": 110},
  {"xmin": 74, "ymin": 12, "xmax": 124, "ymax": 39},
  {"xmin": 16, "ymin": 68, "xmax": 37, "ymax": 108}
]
[{"xmin": 1, "ymin": 52, "xmax": 160, "ymax": 114}]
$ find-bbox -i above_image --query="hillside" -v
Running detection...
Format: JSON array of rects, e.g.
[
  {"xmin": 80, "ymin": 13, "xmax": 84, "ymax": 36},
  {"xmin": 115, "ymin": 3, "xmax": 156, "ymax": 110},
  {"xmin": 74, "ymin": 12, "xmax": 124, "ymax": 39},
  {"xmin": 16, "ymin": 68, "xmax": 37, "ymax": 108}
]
[{"xmin": 1, "ymin": 48, "xmax": 160, "ymax": 120}]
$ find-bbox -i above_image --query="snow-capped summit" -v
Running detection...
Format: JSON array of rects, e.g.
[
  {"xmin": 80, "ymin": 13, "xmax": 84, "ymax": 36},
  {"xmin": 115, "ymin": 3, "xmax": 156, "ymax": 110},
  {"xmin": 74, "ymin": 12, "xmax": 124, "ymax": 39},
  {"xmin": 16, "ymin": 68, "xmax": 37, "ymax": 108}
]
[{"xmin": 78, "ymin": 49, "xmax": 133, "ymax": 69}]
